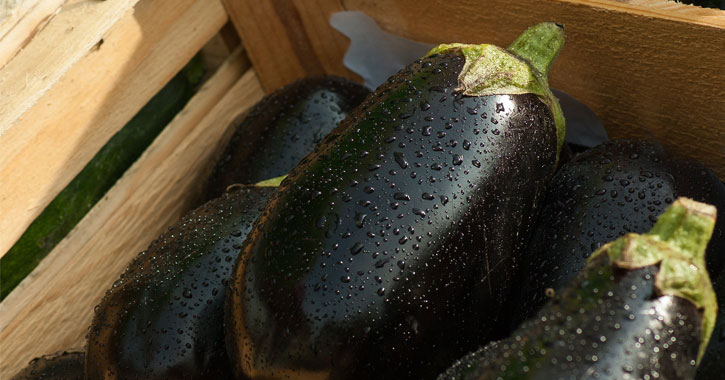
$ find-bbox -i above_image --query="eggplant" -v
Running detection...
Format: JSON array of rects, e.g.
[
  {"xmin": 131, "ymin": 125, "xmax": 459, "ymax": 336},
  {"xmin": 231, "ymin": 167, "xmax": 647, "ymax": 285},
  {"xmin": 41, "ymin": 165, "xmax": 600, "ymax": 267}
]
[
  {"xmin": 225, "ymin": 23, "xmax": 566, "ymax": 379},
  {"xmin": 514, "ymin": 139, "xmax": 725, "ymax": 327},
  {"xmin": 438, "ymin": 198, "xmax": 718, "ymax": 380},
  {"xmin": 204, "ymin": 75, "xmax": 370, "ymax": 201},
  {"xmin": 696, "ymin": 273, "xmax": 725, "ymax": 379},
  {"xmin": 10, "ymin": 352, "xmax": 84, "ymax": 380},
  {"xmin": 85, "ymin": 185, "xmax": 276, "ymax": 380}
]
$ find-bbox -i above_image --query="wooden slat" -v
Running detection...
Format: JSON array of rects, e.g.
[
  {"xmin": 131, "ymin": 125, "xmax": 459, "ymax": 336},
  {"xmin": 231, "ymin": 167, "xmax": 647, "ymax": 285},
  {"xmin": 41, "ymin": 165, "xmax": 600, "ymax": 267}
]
[
  {"xmin": 0, "ymin": 0, "xmax": 140, "ymax": 135},
  {"xmin": 0, "ymin": 55, "xmax": 262, "ymax": 379},
  {"xmin": 222, "ymin": 0, "xmax": 361, "ymax": 92},
  {"xmin": 0, "ymin": 0, "xmax": 228, "ymax": 257},
  {"xmin": 233, "ymin": 0, "xmax": 725, "ymax": 178},
  {"xmin": 0, "ymin": 0, "xmax": 67, "ymax": 69},
  {"xmin": 583, "ymin": 0, "xmax": 725, "ymax": 25}
]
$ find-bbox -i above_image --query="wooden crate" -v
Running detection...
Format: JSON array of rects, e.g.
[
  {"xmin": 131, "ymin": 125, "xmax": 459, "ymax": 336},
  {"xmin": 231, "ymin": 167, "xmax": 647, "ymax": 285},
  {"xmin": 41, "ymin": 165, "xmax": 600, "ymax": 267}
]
[{"xmin": 0, "ymin": 0, "xmax": 723, "ymax": 377}]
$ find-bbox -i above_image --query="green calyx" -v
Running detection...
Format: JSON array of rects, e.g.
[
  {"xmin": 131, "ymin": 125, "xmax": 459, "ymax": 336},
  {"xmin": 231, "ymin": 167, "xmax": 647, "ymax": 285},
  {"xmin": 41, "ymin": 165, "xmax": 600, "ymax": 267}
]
[
  {"xmin": 254, "ymin": 175, "xmax": 287, "ymax": 187},
  {"xmin": 588, "ymin": 197, "xmax": 718, "ymax": 362},
  {"xmin": 425, "ymin": 22, "xmax": 566, "ymax": 161}
]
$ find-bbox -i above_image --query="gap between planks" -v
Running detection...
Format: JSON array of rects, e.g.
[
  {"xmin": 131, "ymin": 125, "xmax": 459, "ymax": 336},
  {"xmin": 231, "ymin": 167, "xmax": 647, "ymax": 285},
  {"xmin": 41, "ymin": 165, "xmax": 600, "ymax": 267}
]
[
  {"xmin": 0, "ymin": 0, "xmax": 228, "ymax": 258},
  {"xmin": 0, "ymin": 49, "xmax": 263, "ymax": 378}
]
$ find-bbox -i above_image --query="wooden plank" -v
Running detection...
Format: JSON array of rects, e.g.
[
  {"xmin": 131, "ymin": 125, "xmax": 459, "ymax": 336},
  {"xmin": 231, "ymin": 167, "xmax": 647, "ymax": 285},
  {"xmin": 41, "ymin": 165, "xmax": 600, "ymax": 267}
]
[
  {"xmin": 222, "ymin": 0, "xmax": 361, "ymax": 93},
  {"xmin": 582, "ymin": 0, "xmax": 725, "ymax": 25},
  {"xmin": 0, "ymin": 0, "xmax": 227, "ymax": 258},
  {"xmin": 256, "ymin": 0, "xmax": 724, "ymax": 178},
  {"xmin": 0, "ymin": 0, "xmax": 67, "ymax": 69},
  {"xmin": 0, "ymin": 56, "xmax": 262, "ymax": 379},
  {"xmin": 0, "ymin": 0, "xmax": 140, "ymax": 135}
]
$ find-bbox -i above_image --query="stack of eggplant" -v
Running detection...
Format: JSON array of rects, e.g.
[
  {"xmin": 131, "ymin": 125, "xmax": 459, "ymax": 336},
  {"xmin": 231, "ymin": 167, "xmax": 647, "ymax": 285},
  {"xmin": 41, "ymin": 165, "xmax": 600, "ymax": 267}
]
[{"xmin": 12, "ymin": 23, "xmax": 725, "ymax": 380}]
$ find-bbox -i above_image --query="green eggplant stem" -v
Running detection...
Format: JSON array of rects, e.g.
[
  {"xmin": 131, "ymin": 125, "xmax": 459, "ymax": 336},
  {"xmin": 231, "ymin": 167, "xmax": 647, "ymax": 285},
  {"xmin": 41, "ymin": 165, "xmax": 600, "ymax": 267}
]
[
  {"xmin": 507, "ymin": 22, "xmax": 565, "ymax": 77},
  {"xmin": 425, "ymin": 22, "xmax": 566, "ymax": 162},
  {"xmin": 649, "ymin": 197, "xmax": 716, "ymax": 260}
]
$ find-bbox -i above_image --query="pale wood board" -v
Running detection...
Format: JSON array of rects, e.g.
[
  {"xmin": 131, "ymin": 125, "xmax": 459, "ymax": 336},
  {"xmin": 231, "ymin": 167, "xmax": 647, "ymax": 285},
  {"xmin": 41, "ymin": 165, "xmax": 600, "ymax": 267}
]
[
  {"xmin": 0, "ymin": 0, "xmax": 67, "ymax": 69},
  {"xmin": 0, "ymin": 0, "xmax": 140, "ymax": 136},
  {"xmin": 0, "ymin": 0, "xmax": 228, "ymax": 257},
  {"xmin": 0, "ymin": 58, "xmax": 262, "ymax": 378},
  {"xmin": 579, "ymin": 0, "xmax": 725, "ymax": 26},
  {"xmin": 238, "ymin": 0, "xmax": 725, "ymax": 178},
  {"xmin": 0, "ymin": 0, "xmax": 73, "ymax": 69},
  {"xmin": 222, "ymin": 0, "xmax": 361, "ymax": 93}
]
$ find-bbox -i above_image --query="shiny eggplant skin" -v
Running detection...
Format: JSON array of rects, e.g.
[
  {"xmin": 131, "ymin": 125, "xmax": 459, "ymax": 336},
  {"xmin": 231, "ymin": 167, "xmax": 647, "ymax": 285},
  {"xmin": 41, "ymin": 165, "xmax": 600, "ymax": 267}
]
[
  {"xmin": 85, "ymin": 186, "xmax": 275, "ymax": 380},
  {"xmin": 225, "ymin": 49, "xmax": 559, "ymax": 379},
  {"xmin": 697, "ymin": 274, "xmax": 725, "ymax": 379},
  {"xmin": 10, "ymin": 352, "xmax": 84, "ymax": 380},
  {"xmin": 514, "ymin": 139, "xmax": 725, "ymax": 326},
  {"xmin": 204, "ymin": 76, "xmax": 370, "ymax": 201},
  {"xmin": 438, "ymin": 256, "xmax": 703, "ymax": 380}
]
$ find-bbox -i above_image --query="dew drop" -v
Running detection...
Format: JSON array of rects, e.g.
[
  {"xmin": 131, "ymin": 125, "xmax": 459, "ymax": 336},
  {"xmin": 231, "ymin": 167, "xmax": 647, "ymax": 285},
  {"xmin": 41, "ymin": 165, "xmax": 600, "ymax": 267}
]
[
  {"xmin": 394, "ymin": 192, "xmax": 411, "ymax": 201},
  {"xmin": 394, "ymin": 152, "xmax": 408, "ymax": 169},
  {"xmin": 350, "ymin": 242, "xmax": 364, "ymax": 255},
  {"xmin": 355, "ymin": 213, "xmax": 367, "ymax": 228}
]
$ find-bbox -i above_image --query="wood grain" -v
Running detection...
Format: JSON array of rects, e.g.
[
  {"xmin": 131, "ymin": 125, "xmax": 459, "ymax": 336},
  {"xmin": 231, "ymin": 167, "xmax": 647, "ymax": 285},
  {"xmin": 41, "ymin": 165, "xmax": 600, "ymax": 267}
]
[
  {"xmin": 230, "ymin": 0, "xmax": 724, "ymax": 177},
  {"xmin": 222, "ymin": 0, "xmax": 361, "ymax": 92},
  {"xmin": 574, "ymin": 0, "xmax": 725, "ymax": 26},
  {"xmin": 0, "ymin": 0, "xmax": 140, "ymax": 135},
  {"xmin": 0, "ymin": 54, "xmax": 262, "ymax": 379},
  {"xmin": 0, "ymin": 0, "xmax": 67, "ymax": 69},
  {"xmin": 0, "ymin": 0, "xmax": 227, "ymax": 257}
]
